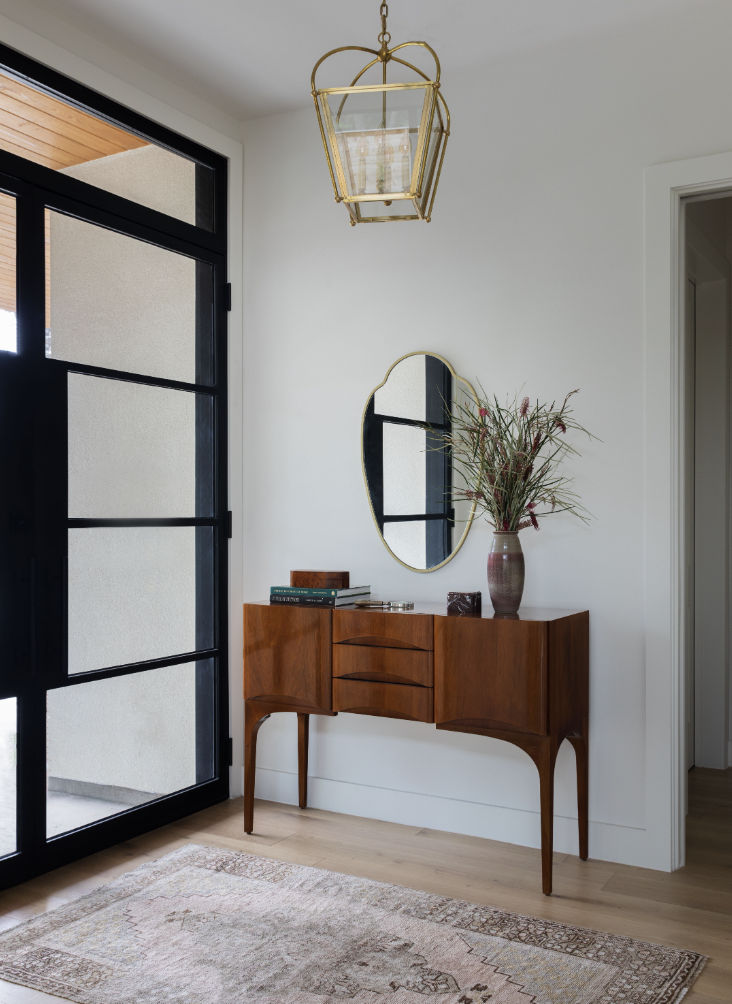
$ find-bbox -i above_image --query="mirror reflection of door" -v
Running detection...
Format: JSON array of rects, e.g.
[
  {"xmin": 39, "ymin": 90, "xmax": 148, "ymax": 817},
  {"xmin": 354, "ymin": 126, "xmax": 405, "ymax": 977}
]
[{"xmin": 362, "ymin": 353, "xmax": 475, "ymax": 571}]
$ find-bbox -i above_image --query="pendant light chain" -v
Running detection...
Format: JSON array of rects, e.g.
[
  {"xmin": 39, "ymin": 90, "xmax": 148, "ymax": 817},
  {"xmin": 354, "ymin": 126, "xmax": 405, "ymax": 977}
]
[
  {"xmin": 378, "ymin": 0, "xmax": 392, "ymax": 82},
  {"xmin": 378, "ymin": 3, "xmax": 391, "ymax": 47}
]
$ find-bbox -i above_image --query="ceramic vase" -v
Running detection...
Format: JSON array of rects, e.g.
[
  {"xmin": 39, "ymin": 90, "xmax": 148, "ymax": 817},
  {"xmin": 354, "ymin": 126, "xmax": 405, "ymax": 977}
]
[{"xmin": 487, "ymin": 531, "xmax": 525, "ymax": 614}]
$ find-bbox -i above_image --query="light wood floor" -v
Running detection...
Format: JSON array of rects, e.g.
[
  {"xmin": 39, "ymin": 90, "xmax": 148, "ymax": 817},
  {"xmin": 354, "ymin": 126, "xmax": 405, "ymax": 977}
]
[{"xmin": 0, "ymin": 766, "xmax": 730, "ymax": 1003}]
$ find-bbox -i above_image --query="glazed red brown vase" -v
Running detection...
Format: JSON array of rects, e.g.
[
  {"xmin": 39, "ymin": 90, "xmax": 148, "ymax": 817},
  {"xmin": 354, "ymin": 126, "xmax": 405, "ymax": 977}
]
[{"xmin": 487, "ymin": 531, "xmax": 525, "ymax": 614}]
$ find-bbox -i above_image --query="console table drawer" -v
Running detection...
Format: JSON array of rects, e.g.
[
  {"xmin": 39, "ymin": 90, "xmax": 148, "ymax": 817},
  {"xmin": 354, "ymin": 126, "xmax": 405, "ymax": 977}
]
[
  {"xmin": 333, "ymin": 645, "xmax": 433, "ymax": 687},
  {"xmin": 333, "ymin": 609, "xmax": 433, "ymax": 650},
  {"xmin": 333, "ymin": 678, "xmax": 434, "ymax": 722}
]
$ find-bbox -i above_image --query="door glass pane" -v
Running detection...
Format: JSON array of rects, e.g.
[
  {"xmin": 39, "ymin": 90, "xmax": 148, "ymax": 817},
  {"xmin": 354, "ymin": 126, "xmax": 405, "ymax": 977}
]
[
  {"xmin": 68, "ymin": 527, "xmax": 214, "ymax": 674},
  {"xmin": 45, "ymin": 211, "xmax": 214, "ymax": 385},
  {"xmin": 0, "ymin": 192, "xmax": 16, "ymax": 353},
  {"xmin": 0, "ymin": 69, "xmax": 213, "ymax": 229},
  {"xmin": 47, "ymin": 661, "xmax": 214, "ymax": 837},
  {"xmin": 0, "ymin": 697, "xmax": 17, "ymax": 857},
  {"xmin": 68, "ymin": 374, "xmax": 213, "ymax": 518}
]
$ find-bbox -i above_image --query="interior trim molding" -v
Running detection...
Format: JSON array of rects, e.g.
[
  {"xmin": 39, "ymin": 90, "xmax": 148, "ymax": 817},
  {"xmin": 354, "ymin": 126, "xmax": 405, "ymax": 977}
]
[
  {"xmin": 254, "ymin": 766, "xmax": 647, "ymax": 867},
  {"xmin": 645, "ymin": 151, "xmax": 732, "ymax": 871}
]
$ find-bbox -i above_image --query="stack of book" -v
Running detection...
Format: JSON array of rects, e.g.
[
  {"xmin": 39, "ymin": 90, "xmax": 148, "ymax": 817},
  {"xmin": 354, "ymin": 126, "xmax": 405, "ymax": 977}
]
[
  {"xmin": 269, "ymin": 570, "xmax": 370, "ymax": 608},
  {"xmin": 269, "ymin": 585, "xmax": 371, "ymax": 608}
]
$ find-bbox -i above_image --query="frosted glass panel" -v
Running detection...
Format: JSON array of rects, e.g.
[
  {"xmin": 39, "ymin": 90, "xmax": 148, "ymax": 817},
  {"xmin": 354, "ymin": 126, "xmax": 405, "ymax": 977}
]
[
  {"xmin": 47, "ymin": 662, "xmax": 208, "ymax": 837},
  {"xmin": 68, "ymin": 527, "xmax": 213, "ymax": 674},
  {"xmin": 419, "ymin": 100, "xmax": 444, "ymax": 214},
  {"xmin": 68, "ymin": 374, "xmax": 212, "ymax": 518},
  {"xmin": 0, "ymin": 193, "xmax": 16, "ymax": 354},
  {"xmin": 383, "ymin": 423, "xmax": 426, "ymax": 515},
  {"xmin": 62, "ymin": 148, "xmax": 198, "ymax": 227},
  {"xmin": 46, "ymin": 212, "xmax": 212, "ymax": 384}
]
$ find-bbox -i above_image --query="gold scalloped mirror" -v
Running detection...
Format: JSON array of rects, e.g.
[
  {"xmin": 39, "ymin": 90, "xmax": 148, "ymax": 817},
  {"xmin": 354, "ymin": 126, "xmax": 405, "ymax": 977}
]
[{"xmin": 362, "ymin": 352, "xmax": 477, "ymax": 572}]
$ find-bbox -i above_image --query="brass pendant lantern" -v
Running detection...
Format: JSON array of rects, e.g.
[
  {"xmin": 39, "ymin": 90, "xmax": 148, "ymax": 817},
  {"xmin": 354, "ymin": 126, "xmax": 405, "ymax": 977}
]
[{"xmin": 311, "ymin": 3, "xmax": 449, "ymax": 226}]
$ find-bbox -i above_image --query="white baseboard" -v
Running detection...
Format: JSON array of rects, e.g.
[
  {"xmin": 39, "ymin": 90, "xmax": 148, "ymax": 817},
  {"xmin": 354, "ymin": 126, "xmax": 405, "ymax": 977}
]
[{"xmin": 254, "ymin": 767, "xmax": 647, "ymax": 869}]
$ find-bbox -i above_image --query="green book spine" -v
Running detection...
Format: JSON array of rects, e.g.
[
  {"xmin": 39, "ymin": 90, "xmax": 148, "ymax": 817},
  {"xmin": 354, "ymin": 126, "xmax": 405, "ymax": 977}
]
[{"xmin": 270, "ymin": 586, "xmax": 370, "ymax": 598}]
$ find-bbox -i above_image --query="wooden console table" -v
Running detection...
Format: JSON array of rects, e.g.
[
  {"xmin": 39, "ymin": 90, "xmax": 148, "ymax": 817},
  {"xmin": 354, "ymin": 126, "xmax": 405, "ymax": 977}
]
[{"xmin": 243, "ymin": 602, "xmax": 589, "ymax": 895}]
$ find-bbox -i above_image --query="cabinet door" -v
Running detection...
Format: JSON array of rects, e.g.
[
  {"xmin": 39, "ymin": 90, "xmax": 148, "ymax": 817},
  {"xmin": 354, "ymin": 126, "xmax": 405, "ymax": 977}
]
[
  {"xmin": 434, "ymin": 617, "xmax": 547, "ymax": 734},
  {"xmin": 243, "ymin": 605, "xmax": 332, "ymax": 710}
]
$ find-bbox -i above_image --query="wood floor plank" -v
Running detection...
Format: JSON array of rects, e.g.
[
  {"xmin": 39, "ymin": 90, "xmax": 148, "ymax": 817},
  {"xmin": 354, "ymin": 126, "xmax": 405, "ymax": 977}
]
[
  {"xmin": 600, "ymin": 872, "xmax": 732, "ymax": 916},
  {"xmin": 0, "ymin": 981, "xmax": 70, "ymax": 1003},
  {"xmin": 691, "ymin": 960, "xmax": 732, "ymax": 999},
  {"xmin": 0, "ymin": 768, "xmax": 728, "ymax": 1003}
]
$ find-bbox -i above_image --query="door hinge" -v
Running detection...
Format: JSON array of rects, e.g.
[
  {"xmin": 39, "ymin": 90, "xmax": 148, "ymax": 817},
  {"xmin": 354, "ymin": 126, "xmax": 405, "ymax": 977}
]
[
  {"xmin": 227, "ymin": 737, "xmax": 233, "ymax": 767},
  {"xmin": 225, "ymin": 283, "xmax": 232, "ymax": 311},
  {"xmin": 227, "ymin": 510, "xmax": 232, "ymax": 538}
]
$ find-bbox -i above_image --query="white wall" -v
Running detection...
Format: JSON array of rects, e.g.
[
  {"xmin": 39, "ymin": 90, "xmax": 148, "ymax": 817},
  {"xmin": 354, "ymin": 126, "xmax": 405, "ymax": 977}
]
[{"xmin": 241, "ymin": 3, "xmax": 732, "ymax": 870}]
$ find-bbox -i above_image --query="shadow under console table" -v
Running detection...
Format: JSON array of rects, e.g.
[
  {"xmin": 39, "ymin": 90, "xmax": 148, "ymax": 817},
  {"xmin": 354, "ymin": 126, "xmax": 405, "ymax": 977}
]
[{"xmin": 243, "ymin": 601, "xmax": 589, "ymax": 895}]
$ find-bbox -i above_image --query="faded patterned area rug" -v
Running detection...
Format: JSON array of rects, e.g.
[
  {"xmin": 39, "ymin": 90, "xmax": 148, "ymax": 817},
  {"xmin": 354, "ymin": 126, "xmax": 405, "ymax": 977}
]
[{"xmin": 0, "ymin": 845, "xmax": 706, "ymax": 1004}]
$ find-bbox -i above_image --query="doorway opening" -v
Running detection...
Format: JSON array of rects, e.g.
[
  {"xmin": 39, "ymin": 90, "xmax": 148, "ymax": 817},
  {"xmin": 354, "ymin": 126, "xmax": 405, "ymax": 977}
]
[{"xmin": 683, "ymin": 194, "xmax": 732, "ymax": 853}]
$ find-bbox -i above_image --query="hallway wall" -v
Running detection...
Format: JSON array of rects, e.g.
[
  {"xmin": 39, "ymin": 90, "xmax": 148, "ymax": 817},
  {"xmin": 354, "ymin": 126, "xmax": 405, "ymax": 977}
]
[{"xmin": 240, "ymin": 3, "xmax": 732, "ymax": 869}]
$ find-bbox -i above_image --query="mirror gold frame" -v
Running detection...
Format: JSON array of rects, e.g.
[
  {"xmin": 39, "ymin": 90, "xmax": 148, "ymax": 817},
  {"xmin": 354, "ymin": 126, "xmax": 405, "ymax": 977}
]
[{"xmin": 361, "ymin": 351, "xmax": 479, "ymax": 572}]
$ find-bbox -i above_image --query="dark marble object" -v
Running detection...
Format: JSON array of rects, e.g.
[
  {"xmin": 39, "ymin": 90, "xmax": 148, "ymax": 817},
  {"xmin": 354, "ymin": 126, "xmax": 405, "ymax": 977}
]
[{"xmin": 447, "ymin": 591, "xmax": 482, "ymax": 616}]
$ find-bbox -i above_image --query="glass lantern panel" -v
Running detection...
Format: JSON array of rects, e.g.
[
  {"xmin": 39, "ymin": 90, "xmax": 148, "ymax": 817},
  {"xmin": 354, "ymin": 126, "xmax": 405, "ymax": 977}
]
[
  {"xmin": 420, "ymin": 100, "xmax": 446, "ymax": 216},
  {"xmin": 356, "ymin": 199, "xmax": 420, "ymax": 222},
  {"xmin": 325, "ymin": 86, "xmax": 431, "ymax": 199}
]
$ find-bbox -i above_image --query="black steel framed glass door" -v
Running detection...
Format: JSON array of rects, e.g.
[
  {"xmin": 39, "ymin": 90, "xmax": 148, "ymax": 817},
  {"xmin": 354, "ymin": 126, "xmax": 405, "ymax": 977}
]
[{"xmin": 0, "ymin": 46, "xmax": 229, "ymax": 891}]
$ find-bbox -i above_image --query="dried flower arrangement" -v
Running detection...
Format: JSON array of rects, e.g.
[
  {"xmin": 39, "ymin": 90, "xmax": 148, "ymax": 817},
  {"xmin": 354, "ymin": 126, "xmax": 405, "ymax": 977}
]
[{"xmin": 439, "ymin": 388, "xmax": 593, "ymax": 533}]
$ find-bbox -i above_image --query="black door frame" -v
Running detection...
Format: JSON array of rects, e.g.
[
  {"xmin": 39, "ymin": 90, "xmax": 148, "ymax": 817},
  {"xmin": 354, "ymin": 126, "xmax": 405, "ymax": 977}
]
[{"xmin": 0, "ymin": 42, "xmax": 229, "ymax": 891}]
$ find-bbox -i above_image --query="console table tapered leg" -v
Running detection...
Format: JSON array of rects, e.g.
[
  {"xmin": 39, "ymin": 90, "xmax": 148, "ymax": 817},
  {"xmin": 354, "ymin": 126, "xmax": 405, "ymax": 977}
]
[
  {"xmin": 568, "ymin": 717, "xmax": 589, "ymax": 861},
  {"xmin": 244, "ymin": 702, "xmax": 269, "ymax": 834},
  {"xmin": 536, "ymin": 736, "xmax": 560, "ymax": 896},
  {"xmin": 298, "ymin": 713, "xmax": 310, "ymax": 809}
]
